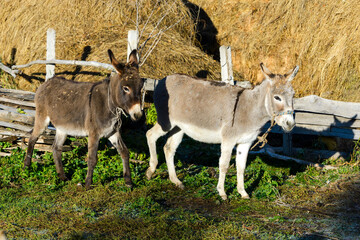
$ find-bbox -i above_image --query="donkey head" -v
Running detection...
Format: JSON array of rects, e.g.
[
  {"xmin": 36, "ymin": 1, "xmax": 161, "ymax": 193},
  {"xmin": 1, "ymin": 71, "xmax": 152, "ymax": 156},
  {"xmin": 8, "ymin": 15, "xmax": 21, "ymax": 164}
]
[
  {"xmin": 261, "ymin": 63, "xmax": 299, "ymax": 132},
  {"xmin": 108, "ymin": 49, "xmax": 144, "ymax": 121}
]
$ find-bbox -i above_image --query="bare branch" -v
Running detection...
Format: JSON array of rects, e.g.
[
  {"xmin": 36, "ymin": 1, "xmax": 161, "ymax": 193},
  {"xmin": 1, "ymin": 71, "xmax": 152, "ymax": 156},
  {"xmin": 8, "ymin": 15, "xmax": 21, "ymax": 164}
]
[
  {"xmin": 0, "ymin": 62, "xmax": 18, "ymax": 78},
  {"xmin": 139, "ymin": 15, "xmax": 185, "ymax": 66},
  {"xmin": 138, "ymin": 0, "xmax": 161, "ymax": 42}
]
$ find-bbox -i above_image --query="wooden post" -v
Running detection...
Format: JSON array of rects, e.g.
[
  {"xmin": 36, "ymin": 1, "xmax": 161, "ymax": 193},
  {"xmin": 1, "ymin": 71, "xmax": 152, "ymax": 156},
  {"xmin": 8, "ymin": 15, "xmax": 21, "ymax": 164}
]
[
  {"xmin": 46, "ymin": 28, "xmax": 56, "ymax": 81},
  {"xmin": 283, "ymin": 132, "xmax": 293, "ymax": 156},
  {"xmin": 219, "ymin": 46, "xmax": 234, "ymax": 85},
  {"xmin": 127, "ymin": 30, "xmax": 139, "ymax": 62}
]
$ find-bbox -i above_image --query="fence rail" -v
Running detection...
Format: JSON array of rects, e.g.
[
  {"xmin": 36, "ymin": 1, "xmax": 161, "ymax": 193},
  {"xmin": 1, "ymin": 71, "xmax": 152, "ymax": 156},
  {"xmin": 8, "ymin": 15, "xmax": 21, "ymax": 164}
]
[{"xmin": 0, "ymin": 28, "xmax": 359, "ymax": 157}]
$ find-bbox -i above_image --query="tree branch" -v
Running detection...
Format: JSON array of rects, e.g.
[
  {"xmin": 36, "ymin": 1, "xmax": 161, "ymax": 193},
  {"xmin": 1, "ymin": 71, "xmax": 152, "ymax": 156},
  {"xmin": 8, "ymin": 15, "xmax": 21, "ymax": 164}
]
[{"xmin": 0, "ymin": 62, "xmax": 18, "ymax": 78}]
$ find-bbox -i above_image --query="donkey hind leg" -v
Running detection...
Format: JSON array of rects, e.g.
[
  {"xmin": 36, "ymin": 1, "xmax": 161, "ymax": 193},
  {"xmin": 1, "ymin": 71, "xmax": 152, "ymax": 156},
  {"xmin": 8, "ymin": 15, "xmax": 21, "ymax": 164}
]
[
  {"xmin": 235, "ymin": 143, "xmax": 252, "ymax": 199},
  {"xmin": 24, "ymin": 115, "xmax": 50, "ymax": 168},
  {"xmin": 109, "ymin": 132, "xmax": 132, "ymax": 188},
  {"xmin": 163, "ymin": 128, "xmax": 184, "ymax": 189},
  {"xmin": 145, "ymin": 123, "xmax": 167, "ymax": 180},
  {"xmin": 85, "ymin": 134, "xmax": 100, "ymax": 190},
  {"xmin": 216, "ymin": 142, "xmax": 235, "ymax": 200},
  {"xmin": 52, "ymin": 130, "xmax": 68, "ymax": 181}
]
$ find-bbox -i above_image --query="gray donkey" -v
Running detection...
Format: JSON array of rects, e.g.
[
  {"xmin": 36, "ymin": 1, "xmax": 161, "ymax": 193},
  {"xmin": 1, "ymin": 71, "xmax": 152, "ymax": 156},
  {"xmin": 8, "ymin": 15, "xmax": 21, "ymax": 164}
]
[
  {"xmin": 146, "ymin": 63, "xmax": 299, "ymax": 200},
  {"xmin": 25, "ymin": 50, "xmax": 144, "ymax": 189}
]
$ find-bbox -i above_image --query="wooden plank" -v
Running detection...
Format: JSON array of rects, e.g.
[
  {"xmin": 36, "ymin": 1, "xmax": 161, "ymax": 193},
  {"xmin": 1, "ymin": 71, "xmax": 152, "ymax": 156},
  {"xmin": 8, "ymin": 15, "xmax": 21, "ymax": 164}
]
[
  {"xmin": 220, "ymin": 46, "xmax": 234, "ymax": 85},
  {"xmin": 0, "ymin": 97, "xmax": 35, "ymax": 108},
  {"xmin": 269, "ymin": 147, "xmax": 349, "ymax": 160},
  {"xmin": 20, "ymin": 142, "xmax": 72, "ymax": 152},
  {"xmin": 46, "ymin": 28, "xmax": 56, "ymax": 80},
  {"xmin": 0, "ymin": 103, "xmax": 35, "ymax": 117},
  {"xmin": 283, "ymin": 133, "xmax": 292, "ymax": 156},
  {"xmin": 127, "ymin": 30, "xmax": 139, "ymax": 62},
  {"xmin": 268, "ymin": 123, "xmax": 360, "ymax": 140},
  {"xmin": 0, "ymin": 88, "xmax": 35, "ymax": 101},
  {"xmin": 0, "ymin": 128, "xmax": 30, "ymax": 137},
  {"xmin": 295, "ymin": 112, "xmax": 360, "ymax": 128},
  {"xmin": 143, "ymin": 78, "xmax": 158, "ymax": 92},
  {"xmin": 0, "ymin": 121, "xmax": 32, "ymax": 132},
  {"xmin": 294, "ymin": 95, "xmax": 360, "ymax": 119},
  {"xmin": 0, "ymin": 109, "xmax": 34, "ymax": 124}
]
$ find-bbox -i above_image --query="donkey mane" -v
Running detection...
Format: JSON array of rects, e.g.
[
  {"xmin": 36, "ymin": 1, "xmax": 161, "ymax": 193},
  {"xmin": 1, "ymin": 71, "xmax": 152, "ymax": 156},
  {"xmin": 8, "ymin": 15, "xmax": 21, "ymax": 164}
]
[{"xmin": 88, "ymin": 78, "xmax": 109, "ymax": 106}]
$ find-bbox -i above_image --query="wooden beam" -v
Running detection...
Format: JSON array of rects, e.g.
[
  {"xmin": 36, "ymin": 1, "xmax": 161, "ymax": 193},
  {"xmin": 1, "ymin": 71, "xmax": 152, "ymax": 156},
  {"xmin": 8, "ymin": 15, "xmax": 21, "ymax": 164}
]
[
  {"xmin": 294, "ymin": 95, "xmax": 360, "ymax": 119},
  {"xmin": 0, "ymin": 97, "xmax": 35, "ymax": 108},
  {"xmin": 0, "ymin": 109, "xmax": 34, "ymax": 125},
  {"xmin": 220, "ymin": 46, "xmax": 234, "ymax": 85},
  {"xmin": 127, "ymin": 30, "xmax": 139, "ymax": 62},
  {"xmin": 46, "ymin": 28, "xmax": 56, "ymax": 80},
  {"xmin": 295, "ymin": 112, "xmax": 360, "ymax": 128},
  {"xmin": 0, "ymin": 87, "xmax": 35, "ymax": 101}
]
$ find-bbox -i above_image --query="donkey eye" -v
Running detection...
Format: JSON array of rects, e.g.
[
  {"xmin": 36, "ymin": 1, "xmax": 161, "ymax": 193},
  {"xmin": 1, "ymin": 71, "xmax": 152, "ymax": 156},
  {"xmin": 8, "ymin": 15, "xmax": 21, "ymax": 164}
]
[
  {"xmin": 274, "ymin": 96, "xmax": 282, "ymax": 101},
  {"xmin": 122, "ymin": 86, "xmax": 131, "ymax": 94}
]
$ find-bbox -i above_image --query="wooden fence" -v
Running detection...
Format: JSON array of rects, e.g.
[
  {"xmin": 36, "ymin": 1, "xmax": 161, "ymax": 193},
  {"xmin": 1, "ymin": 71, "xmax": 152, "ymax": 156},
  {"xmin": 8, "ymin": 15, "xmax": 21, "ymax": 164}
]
[{"xmin": 0, "ymin": 28, "xmax": 359, "ymax": 158}]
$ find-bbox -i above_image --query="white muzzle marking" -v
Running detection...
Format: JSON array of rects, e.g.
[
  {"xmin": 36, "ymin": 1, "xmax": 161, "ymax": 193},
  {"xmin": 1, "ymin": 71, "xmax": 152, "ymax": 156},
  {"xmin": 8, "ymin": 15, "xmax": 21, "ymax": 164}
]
[
  {"xmin": 276, "ymin": 111, "xmax": 295, "ymax": 132},
  {"xmin": 129, "ymin": 103, "xmax": 142, "ymax": 120}
]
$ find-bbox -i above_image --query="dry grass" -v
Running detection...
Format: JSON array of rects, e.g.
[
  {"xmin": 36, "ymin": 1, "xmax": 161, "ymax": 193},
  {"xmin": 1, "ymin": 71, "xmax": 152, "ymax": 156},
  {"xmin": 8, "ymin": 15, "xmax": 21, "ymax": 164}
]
[
  {"xmin": 192, "ymin": 0, "xmax": 360, "ymax": 101},
  {"xmin": 1, "ymin": 0, "xmax": 360, "ymax": 101},
  {"xmin": 0, "ymin": 0, "xmax": 220, "ymax": 91}
]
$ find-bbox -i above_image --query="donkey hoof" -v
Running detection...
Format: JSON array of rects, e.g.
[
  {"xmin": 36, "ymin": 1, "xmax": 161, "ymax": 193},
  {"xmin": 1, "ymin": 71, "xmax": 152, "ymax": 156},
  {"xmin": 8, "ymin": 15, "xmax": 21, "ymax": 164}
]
[
  {"xmin": 220, "ymin": 194, "xmax": 228, "ymax": 201},
  {"xmin": 241, "ymin": 194, "xmax": 250, "ymax": 199},
  {"xmin": 59, "ymin": 176, "xmax": 69, "ymax": 182},
  {"xmin": 176, "ymin": 183, "xmax": 185, "ymax": 190},
  {"xmin": 145, "ymin": 168, "xmax": 154, "ymax": 180},
  {"xmin": 125, "ymin": 180, "xmax": 133, "ymax": 188}
]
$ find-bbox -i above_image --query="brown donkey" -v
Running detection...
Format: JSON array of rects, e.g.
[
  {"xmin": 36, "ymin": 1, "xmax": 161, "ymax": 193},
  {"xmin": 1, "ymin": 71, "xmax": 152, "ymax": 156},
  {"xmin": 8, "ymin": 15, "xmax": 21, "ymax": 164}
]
[
  {"xmin": 146, "ymin": 63, "xmax": 299, "ymax": 200},
  {"xmin": 24, "ymin": 50, "xmax": 144, "ymax": 189}
]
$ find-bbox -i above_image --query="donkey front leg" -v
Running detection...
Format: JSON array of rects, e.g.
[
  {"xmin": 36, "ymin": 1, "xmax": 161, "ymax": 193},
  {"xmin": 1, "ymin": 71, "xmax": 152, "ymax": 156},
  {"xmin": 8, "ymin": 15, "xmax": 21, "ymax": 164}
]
[
  {"xmin": 217, "ymin": 142, "xmax": 235, "ymax": 200},
  {"xmin": 109, "ymin": 132, "xmax": 132, "ymax": 188},
  {"xmin": 145, "ymin": 123, "xmax": 167, "ymax": 180},
  {"xmin": 235, "ymin": 143, "xmax": 252, "ymax": 199},
  {"xmin": 52, "ymin": 130, "xmax": 68, "ymax": 181},
  {"xmin": 85, "ymin": 134, "xmax": 100, "ymax": 190},
  {"xmin": 163, "ymin": 128, "xmax": 184, "ymax": 189}
]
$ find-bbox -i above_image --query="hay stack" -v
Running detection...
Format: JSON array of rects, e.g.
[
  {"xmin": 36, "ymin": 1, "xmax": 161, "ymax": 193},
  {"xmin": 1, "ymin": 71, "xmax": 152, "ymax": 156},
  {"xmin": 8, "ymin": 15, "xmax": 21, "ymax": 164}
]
[
  {"xmin": 0, "ymin": 0, "xmax": 221, "ymax": 91},
  {"xmin": 192, "ymin": 0, "xmax": 360, "ymax": 102}
]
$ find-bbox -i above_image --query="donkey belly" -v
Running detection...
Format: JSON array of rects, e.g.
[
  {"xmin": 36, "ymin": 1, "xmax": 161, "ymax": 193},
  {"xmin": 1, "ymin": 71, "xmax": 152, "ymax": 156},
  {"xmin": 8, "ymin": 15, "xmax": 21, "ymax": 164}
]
[
  {"xmin": 52, "ymin": 122, "xmax": 88, "ymax": 137},
  {"xmin": 175, "ymin": 121, "xmax": 222, "ymax": 144}
]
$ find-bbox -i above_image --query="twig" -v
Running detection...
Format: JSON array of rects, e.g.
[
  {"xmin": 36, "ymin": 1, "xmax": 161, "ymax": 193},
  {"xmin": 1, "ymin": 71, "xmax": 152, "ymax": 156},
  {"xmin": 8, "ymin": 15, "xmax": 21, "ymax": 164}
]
[
  {"xmin": 139, "ymin": 16, "xmax": 184, "ymax": 66},
  {"xmin": 0, "ymin": 62, "xmax": 18, "ymax": 78}
]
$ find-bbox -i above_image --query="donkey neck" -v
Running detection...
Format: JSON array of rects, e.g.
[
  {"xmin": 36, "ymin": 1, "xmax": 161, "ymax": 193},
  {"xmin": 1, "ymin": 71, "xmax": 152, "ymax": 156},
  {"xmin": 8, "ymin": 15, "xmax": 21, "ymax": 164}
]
[{"xmin": 240, "ymin": 80, "xmax": 272, "ymax": 127}]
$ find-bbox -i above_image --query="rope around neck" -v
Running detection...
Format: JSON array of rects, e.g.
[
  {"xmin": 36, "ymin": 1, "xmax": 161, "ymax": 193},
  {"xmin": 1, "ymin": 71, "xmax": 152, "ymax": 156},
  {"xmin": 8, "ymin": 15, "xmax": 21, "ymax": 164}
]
[
  {"xmin": 250, "ymin": 114, "xmax": 276, "ymax": 151},
  {"xmin": 107, "ymin": 83, "xmax": 127, "ymax": 131},
  {"xmin": 250, "ymin": 110, "xmax": 294, "ymax": 150}
]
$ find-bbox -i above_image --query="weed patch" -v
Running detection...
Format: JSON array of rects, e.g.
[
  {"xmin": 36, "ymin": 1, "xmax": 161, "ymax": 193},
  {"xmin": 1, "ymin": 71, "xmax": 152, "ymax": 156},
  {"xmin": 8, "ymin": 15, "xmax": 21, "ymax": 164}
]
[{"xmin": 0, "ymin": 130, "xmax": 359, "ymax": 239}]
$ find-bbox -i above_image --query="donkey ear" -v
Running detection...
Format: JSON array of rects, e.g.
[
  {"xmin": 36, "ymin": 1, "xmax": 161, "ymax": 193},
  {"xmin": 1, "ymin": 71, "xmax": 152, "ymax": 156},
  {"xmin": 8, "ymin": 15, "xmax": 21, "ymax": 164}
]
[
  {"xmin": 260, "ymin": 63, "xmax": 274, "ymax": 80},
  {"xmin": 286, "ymin": 65, "xmax": 299, "ymax": 82},
  {"xmin": 128, "ymin": 49, "xmax": 139, "ymax": 68},
  {"xmin": 108, "ymin": 49, "xmax": 124, "ymax": 74}
]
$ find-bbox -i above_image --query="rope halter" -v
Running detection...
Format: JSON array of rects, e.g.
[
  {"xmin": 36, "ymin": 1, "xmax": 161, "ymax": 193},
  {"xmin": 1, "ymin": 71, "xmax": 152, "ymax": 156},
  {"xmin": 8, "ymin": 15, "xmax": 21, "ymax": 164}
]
[{"xmin": 250, "ymin": 109, "xmax": 294, "ymax": 150}]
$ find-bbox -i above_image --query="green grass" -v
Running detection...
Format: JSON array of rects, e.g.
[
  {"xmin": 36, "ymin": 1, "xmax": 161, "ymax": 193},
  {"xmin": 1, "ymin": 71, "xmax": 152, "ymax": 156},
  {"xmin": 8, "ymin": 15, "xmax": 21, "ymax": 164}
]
[{"xmin": 0, "ymin": 129, "xmax": 359, "ymax": 239}]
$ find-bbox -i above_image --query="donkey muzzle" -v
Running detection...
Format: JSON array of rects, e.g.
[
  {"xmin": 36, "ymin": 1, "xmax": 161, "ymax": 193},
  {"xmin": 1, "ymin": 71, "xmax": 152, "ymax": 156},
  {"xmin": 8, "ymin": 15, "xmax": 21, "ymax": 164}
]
[
  {"xmin": 275, "ymin": 111, "xmax": 295, "ymax": 132},
  {"xmin": 128, "ymin": 103, "xmax": 143, "ymax": 121}
]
